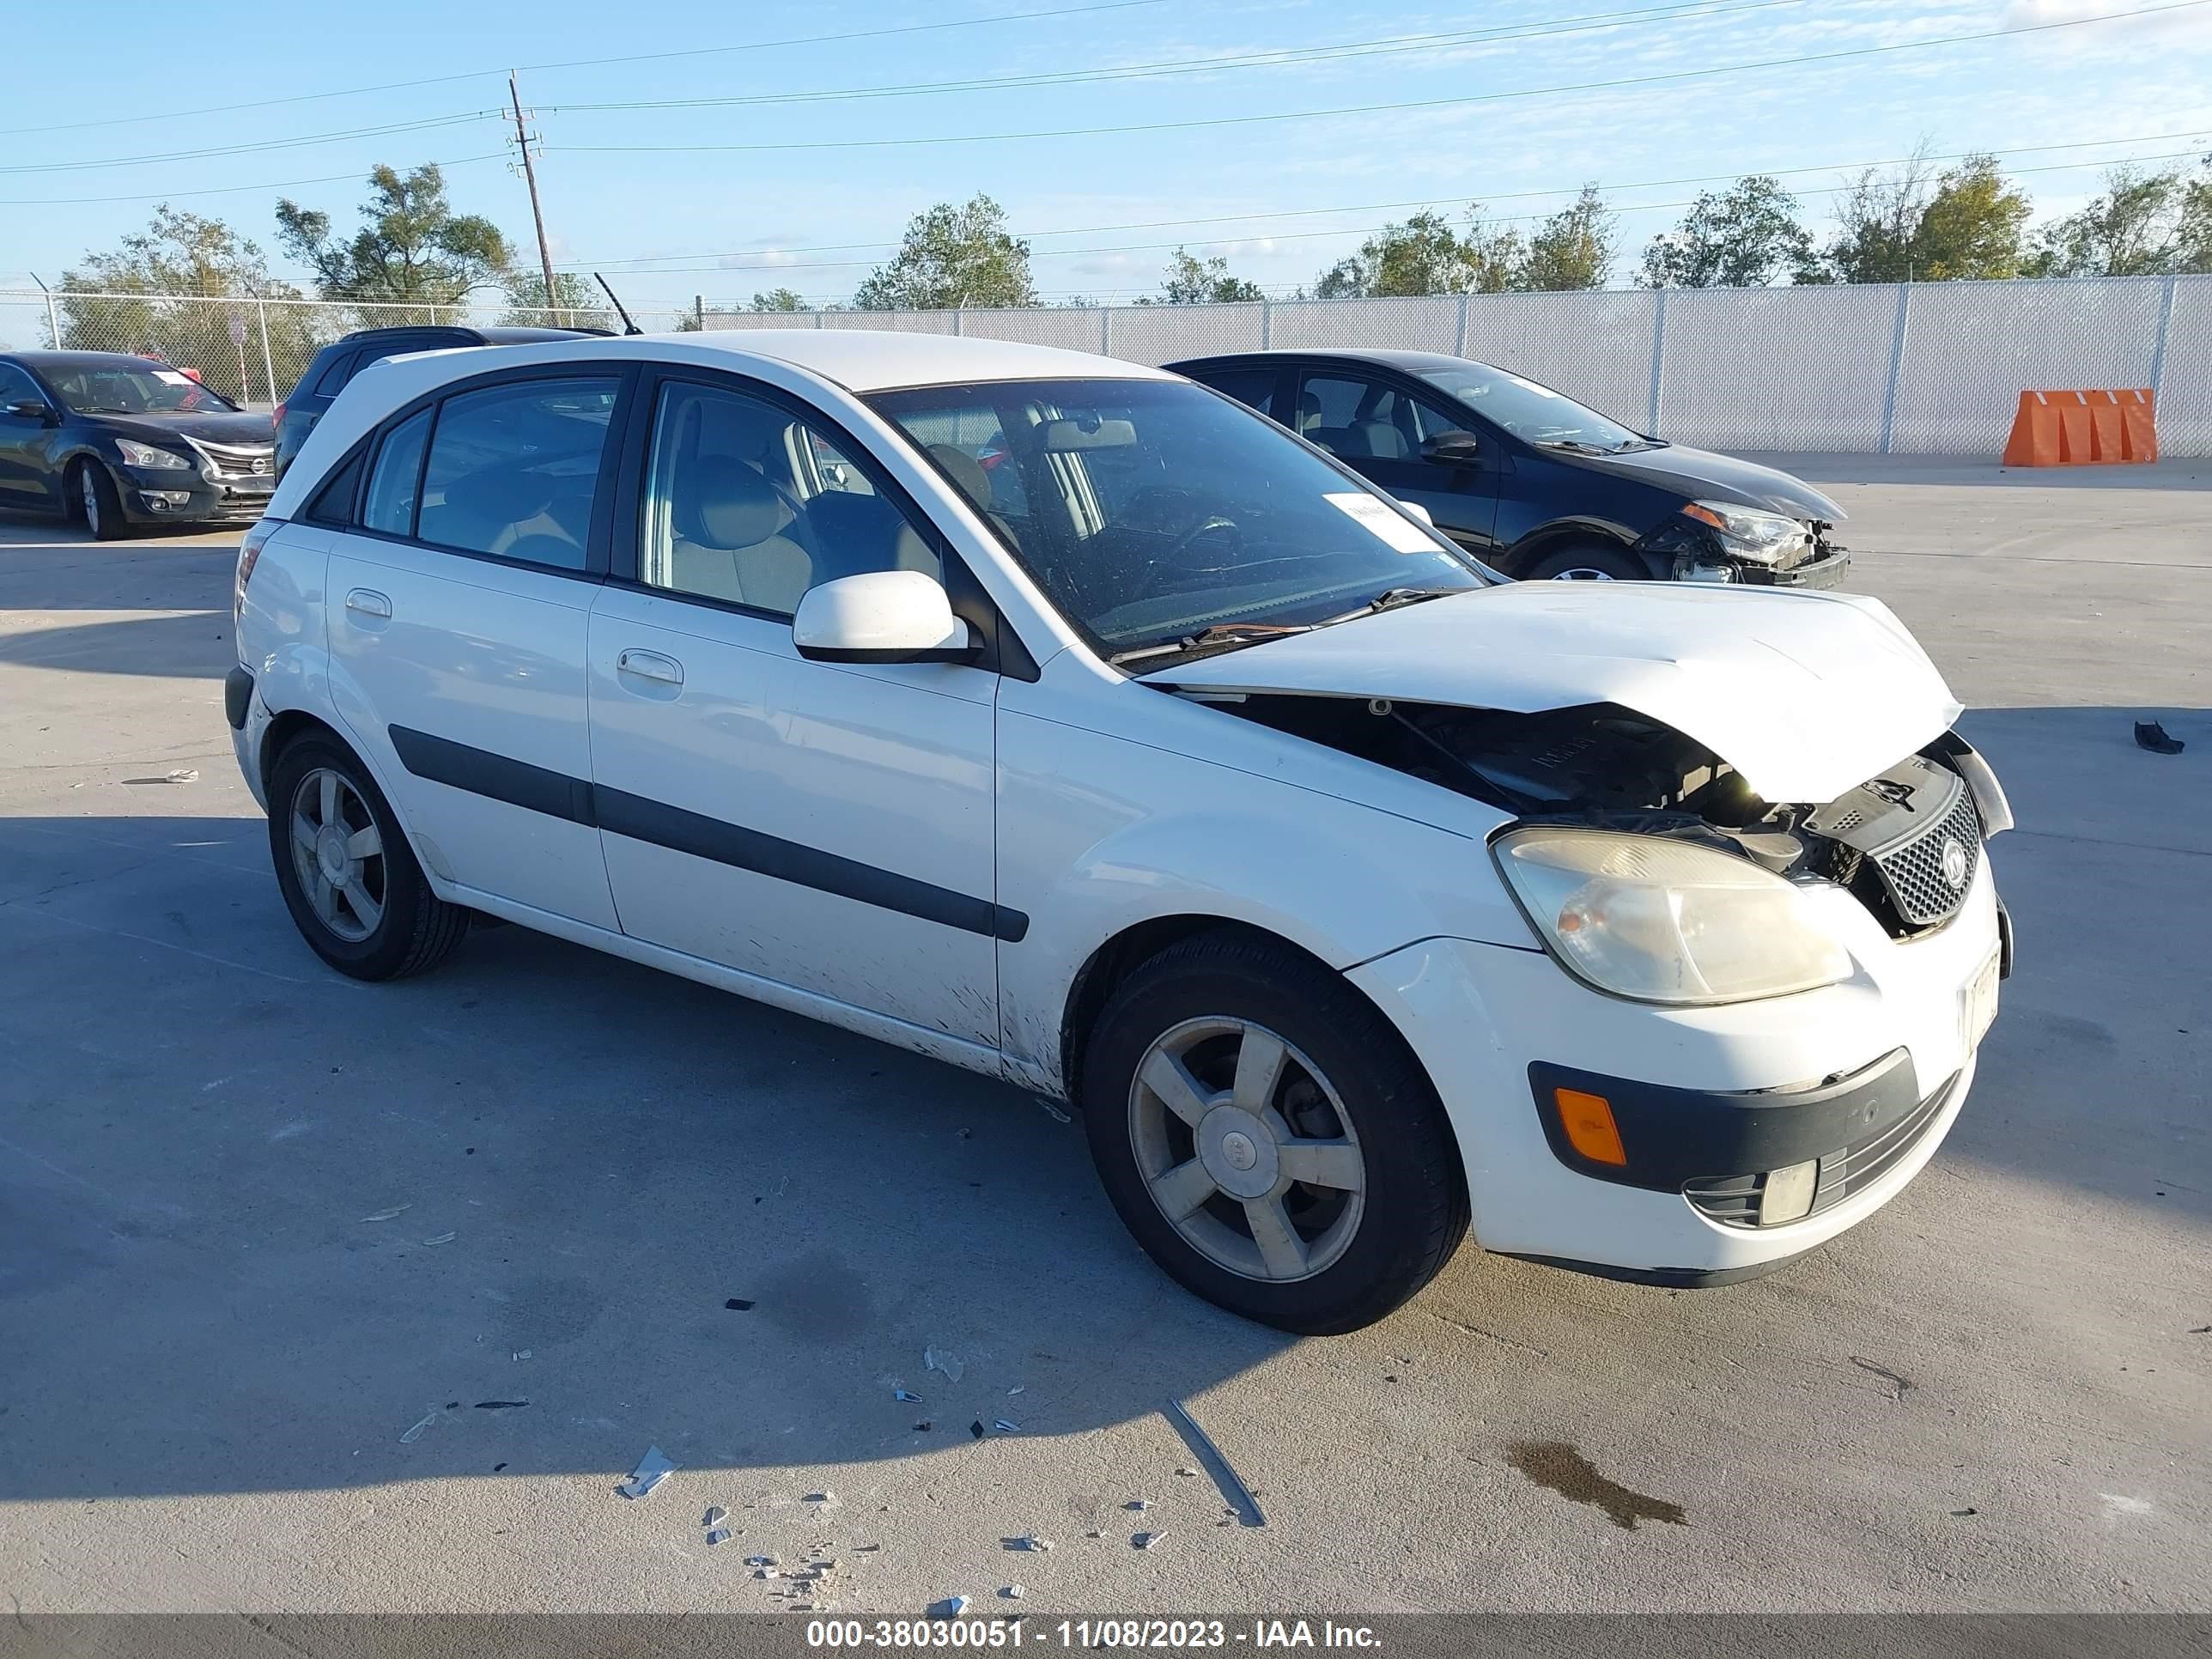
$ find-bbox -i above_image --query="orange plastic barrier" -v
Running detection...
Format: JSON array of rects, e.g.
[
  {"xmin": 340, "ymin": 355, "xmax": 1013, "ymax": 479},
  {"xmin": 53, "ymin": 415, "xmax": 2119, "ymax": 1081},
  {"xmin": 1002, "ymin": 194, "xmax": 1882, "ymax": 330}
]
[{"xmin": 2002, "ymin": 388, "xmax": 2158, "ymax": 466}]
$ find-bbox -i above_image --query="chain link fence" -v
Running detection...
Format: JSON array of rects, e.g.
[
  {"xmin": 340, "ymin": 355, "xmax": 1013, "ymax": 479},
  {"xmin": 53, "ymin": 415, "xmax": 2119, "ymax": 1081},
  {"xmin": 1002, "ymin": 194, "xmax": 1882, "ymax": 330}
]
[
  {"xmin": 4, "ymin": 279, "xmax": 2203, "ymax": 454},
  {"xmin": 703, "ymin": 275, "xmax": 2212, "ymax": 458},
  {"xmin": 0, "ymin": 290, "xmax": 696, "ymax": 410}
]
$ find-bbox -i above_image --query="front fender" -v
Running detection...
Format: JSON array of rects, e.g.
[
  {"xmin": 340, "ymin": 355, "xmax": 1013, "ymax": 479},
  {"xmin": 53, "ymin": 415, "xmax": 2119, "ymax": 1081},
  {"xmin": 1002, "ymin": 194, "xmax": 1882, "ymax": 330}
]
[{"xmin": 994, "ymin": 697, "xmax": 1537, "ymax": 1086}]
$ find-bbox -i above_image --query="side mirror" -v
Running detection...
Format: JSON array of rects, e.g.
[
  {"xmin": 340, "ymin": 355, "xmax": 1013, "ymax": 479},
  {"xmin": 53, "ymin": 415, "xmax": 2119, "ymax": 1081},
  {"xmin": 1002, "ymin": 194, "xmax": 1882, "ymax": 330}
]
[
  {"xmin": 1421, "ymin": 431, "xmax": 1482, "ymax": 466},
  {"xmin": 4, "ymin": 399, "xmax": 54, "ymax": 424},
  {"xmin": 793, "ymin": 570, "xmax": 978, "ymax": 665}
]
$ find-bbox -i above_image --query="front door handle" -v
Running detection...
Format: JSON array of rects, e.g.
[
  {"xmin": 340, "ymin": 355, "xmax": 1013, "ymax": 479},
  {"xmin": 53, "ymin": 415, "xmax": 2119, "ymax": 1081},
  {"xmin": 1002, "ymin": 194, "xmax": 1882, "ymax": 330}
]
[
  {"xmin": 616, "ymin": 648, "xmax": 684, "ymax": 685},
  {"xmin": 343, "ymin": 588, "xmax": 392, "ymax": 620}
]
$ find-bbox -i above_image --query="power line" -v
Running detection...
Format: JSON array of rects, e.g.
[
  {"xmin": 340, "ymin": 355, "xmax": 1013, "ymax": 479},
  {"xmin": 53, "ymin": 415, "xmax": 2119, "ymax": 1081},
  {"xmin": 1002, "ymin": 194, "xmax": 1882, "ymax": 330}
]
[
  {"xmin": 552, "ymin": 1, "xmax": 2212, "ymax": 157},
  {"xmin": 562, "ymin": 131, "xmax": 2212, "ymax": 275},
  {"xmin": 550, "ymin": 0, "xmax": 1799, "ymax": 114},
  {"xmin": 0, "ymin": 154, "xmax": 512, "ymax": 210},
  {"xmin": 0, "ymin": 0, "xmax": 1173, "ymax": 139},
  {"xmin": 0, "ymin": 112, "xmax": 500, "ymax": 177}
]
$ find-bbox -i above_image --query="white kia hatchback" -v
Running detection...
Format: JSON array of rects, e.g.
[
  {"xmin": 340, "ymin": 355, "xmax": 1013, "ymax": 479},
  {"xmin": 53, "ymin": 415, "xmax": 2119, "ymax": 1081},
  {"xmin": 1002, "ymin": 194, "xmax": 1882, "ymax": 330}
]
[{"xmin": 228, "ymin": 331, "xmax": 2010, "ymax": 1333}]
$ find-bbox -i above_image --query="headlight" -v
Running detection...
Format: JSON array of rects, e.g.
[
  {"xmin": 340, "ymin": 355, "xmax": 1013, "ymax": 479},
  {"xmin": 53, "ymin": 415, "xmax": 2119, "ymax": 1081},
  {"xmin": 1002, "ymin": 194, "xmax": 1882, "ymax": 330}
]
[
  {"xmin": 115, "ymin": 438, "xmax": 191, "ymax": 471},
  {"xmin": 1682, "ymin": 501, "xmax": 1807, "ymax": 564},
  {"xmin": 1493, "ymin": 828, "xmax": 1851, "ymax": 1004}
]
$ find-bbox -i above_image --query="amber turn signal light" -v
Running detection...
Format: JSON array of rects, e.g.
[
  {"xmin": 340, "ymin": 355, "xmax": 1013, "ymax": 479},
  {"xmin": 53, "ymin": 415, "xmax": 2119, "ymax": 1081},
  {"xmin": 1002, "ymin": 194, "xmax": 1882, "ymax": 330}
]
[{"xmin": 1553, "ymin": 1087, "xmax": 1628, "ymax": 1166}]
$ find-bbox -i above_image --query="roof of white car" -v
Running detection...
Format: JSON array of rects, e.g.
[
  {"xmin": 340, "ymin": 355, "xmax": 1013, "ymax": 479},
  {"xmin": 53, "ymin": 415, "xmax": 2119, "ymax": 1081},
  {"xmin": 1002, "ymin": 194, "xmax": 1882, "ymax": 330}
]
[{"xmin": 565, "ymin": 328, "xmax": 1176, "ymax": 392}]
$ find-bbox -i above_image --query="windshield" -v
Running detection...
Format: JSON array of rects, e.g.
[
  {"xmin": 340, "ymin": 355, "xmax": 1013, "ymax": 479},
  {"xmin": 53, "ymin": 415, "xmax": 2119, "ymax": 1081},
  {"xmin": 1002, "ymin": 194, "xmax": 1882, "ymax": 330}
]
[
  {"xmin": 866, "ymin": 378, "xmax": 1490, "ymax": 659},
  {"xmin": 1414, "ymin": 362, "xmax": 1646, "ymax": 451},
  {"xmin": 44, "ymin": 363, "xmax": 239, "ymax": 416}
]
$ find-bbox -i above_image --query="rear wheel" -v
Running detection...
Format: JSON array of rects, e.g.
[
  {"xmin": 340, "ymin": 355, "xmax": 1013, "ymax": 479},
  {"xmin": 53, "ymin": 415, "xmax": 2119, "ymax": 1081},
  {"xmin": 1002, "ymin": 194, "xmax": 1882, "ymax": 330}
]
[
  {"xmin": 73, "ymin": 460, "xmax": 129, "ymax": 542},
  {"xmin": 1522, "ymin": 544, "xmax": 1647, "ymax": 581},
  {"xmin": 1080, "ymin": 930, "xmax": 1468, "ymax": 1334},
  {"xmin": 267, "ymin": 735, "xmax": 469, "ymax": 980}
]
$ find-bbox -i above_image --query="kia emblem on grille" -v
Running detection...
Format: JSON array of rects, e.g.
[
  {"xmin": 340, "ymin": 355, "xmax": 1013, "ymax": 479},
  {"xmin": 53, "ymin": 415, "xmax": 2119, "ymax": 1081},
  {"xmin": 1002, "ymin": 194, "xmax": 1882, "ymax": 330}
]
[{"xmin": 1939, "ymin": 836, "xmax": 1969, "ymax": 890}]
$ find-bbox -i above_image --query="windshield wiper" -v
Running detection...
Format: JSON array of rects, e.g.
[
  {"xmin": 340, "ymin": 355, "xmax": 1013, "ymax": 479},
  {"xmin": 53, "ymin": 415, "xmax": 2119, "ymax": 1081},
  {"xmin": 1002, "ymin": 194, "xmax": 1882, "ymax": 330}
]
[
  {"xmin": 1534, "ymin": 438, "xmax": 1614, "ymax": 455},
  {"xmin": 1319, "ymin": 586, "xmax": 1467, "ymax": 625},
  {"xmin": 1108, "ymin": 621, "xmax": 1313, "ymax": 668}
]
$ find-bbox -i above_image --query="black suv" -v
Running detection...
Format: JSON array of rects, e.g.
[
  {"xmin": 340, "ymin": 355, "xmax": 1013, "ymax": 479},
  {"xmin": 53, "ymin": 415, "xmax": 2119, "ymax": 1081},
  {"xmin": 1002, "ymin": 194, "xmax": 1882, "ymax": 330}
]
[
  {"xmin": 1168, "ymin": 349, "xmax": 1849, "ymax": 586},
  {"xmin": 274, "ymin": 325, "xmax": 604, "ymax": 477}
]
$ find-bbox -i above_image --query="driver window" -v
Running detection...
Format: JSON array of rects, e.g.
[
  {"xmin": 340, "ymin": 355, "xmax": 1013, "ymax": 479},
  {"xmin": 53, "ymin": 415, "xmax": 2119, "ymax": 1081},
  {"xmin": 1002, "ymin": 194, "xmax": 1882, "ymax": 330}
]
[
  {"xmin": 642, "ymin": 380, "xmax": 939, "ymax": 618},
  {"xmin": 0, "ymin": 365, "xmax": 43, "ymax": 410}
]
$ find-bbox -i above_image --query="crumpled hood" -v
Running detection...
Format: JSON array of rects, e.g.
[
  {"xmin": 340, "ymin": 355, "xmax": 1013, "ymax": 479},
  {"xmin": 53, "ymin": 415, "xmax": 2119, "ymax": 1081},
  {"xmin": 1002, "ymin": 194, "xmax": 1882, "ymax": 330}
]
[
  {"xmin": 1142, "ymin": 582, "xmax": 1963, "ymax": 805},
  {"xmin": 96, "ymin": 410, "xmax": 275, "ymax": 447},
  {"xmin": 1561, "ymin": 443, "xmax": 1846, "ymax": 521}
]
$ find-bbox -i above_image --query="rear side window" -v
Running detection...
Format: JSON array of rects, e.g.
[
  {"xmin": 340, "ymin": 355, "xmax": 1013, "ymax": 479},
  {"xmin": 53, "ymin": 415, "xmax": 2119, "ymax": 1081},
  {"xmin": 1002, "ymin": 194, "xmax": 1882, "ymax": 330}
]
[
  {"xmin": 310, "ymin": 349, "xmax": 361, "ymax": 397},
  {"xmin": 415, "ymin": 377, "xmax": 617, "ymax": 570},
  {"xmin": 362, "ymin": 407, "xmax": 431, "ymax": 536},
  {"xmin": 1192, "ymin": 368, "xmax": 1279, "ymax": 415},
  {"xmin": 304, "ymin": 448, "xmax": 365, "ymax": 526}
]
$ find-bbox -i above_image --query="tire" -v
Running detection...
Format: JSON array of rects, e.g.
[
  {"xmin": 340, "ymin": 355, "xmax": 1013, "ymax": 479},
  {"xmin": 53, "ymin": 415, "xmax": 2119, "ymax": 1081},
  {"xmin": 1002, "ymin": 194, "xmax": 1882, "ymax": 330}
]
[
  {"xmin": 1080, "ymin": 929, "xmax": 1468, "ymax": 1334},
  {"xmin": 74, "ymin": 459, "xmax": 130, "ymax": 542},
  {"xmin": 1522, "ymin": 544, "xmax": 1649, "ymax": 582},
  {"xmin": 266, "ymin": 734, "xmax": 469, "ymax": 981}
]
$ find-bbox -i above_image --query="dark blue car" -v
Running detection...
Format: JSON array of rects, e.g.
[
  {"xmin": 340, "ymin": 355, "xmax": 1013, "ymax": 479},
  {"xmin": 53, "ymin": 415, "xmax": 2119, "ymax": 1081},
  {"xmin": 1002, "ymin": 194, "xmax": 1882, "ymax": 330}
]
[{"xmin": 1167, "ymin": 349, "xmax": 1849, "ymax": 586}]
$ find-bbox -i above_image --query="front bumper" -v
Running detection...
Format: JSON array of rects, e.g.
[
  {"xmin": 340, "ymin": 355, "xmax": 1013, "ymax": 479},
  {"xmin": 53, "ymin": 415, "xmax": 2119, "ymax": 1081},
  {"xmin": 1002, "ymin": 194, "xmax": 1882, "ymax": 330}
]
[
  {"xmin": 1741, "ymin": 544, "xmax": 1850, "ymax": 589},
  {"xmin": 1347, "ymin": 854, "xmax": 2001, "ymax": 1282},
  {"xmin": 119, "ymin": 467, "xmax": 273, "ymax": 526}
]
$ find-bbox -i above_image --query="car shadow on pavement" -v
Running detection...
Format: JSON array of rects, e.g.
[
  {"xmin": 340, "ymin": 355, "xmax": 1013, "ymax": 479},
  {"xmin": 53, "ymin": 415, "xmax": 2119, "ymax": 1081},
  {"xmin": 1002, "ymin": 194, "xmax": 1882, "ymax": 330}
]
[{"xmin": 0, "ymin": 702, "xmax": 2204, "ymax": 1508}]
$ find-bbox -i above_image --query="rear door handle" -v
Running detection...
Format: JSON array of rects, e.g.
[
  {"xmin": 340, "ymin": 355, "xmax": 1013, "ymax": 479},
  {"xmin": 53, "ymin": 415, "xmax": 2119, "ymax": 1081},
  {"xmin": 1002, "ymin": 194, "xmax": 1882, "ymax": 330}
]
[
  {"xmin": 616, "ymin": 648, "xmax": 684, "ymax": 685},
  {"xmin": 343, "ymin": 588, "xmax": 392, "ymax": 619}
]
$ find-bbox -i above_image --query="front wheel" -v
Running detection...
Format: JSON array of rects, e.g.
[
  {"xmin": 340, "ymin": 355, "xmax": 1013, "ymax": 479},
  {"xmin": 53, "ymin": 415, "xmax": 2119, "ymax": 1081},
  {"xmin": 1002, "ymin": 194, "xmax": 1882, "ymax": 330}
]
[
  {"xmin": 1080, "ymin": 930, "xmax": 1468, "ymax": 1334},
  {"xmin": 266, "ymin": 735, "xmax": 469, "ymax": 980},
  {"xmin": 74, "ymin": 460, "xmax": 129, "ymax": 542},
  {"xmin": 1522, "ymin": 544, "xmax": 1648, "ymax": 581}
]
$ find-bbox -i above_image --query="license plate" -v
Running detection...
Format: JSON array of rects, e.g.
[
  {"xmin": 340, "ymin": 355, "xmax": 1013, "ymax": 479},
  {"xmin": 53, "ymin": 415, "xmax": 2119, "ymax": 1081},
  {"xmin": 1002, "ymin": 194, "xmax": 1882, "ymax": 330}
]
[{"xmin": 1961, "ymin": 950, "xmax": 2000, "ymax": 1053}]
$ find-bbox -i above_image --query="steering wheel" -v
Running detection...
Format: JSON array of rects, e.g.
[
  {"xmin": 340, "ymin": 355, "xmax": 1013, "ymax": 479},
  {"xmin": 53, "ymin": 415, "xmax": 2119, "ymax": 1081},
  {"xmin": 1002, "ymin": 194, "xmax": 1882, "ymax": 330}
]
[{"xmin": 1132, "ymin": 514, "xmax": 1243, "ymax": 599}]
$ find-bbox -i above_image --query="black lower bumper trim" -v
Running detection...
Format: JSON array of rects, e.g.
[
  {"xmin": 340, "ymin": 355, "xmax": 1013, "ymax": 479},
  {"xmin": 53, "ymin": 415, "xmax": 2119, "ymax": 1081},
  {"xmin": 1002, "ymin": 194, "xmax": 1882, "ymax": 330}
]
[
  {"xmin": 1528, "ymin": 1047, "xmax": 1924, "ymax": 1194},
  {"xmin": 1503, "ymin": 1248, "xmax": 1815, "ymax": 1288},
  {"xmin": 223, "ymin": 665, "xmax": 253, "ymax": 731}
]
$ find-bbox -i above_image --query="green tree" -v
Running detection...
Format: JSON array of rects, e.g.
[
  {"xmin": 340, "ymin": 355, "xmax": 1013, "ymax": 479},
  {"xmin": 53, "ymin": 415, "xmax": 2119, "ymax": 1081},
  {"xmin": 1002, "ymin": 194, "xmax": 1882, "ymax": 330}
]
[
  {"xmin": 1157, "ymin": 247, "xmax": 1265, "ymax": 304},
  {"xmin": 746, "ymin": 288, "xmax": 809, "ymax": 312},
  {"xmin": 502, "ymin": 270, "xmax": 615, "ymax": 330},
  {"xmin": 1316, "ymin": 209, "xmax": 1521, "ymax": 297},
  {"xmin": 2025, "ymin": 161, "xmax": 2212, "ymax": 276},
  {"xmin": 58, "ymin": 204, "xmax": 313, "ymax": 404},
  {"xmin": 1521, "ymin": 185, "xmax": 1615, "ymax": 291},
  {"xmin": 1909, "ymin": 155, "xmax": 2033, "ymax": 280},
  {"xmin": 852, "ymin": 194, "xmax": 1036, "ymax": 310},
  {"xmin": 1640, "ymin": 176, "xmax": 1814, "ymax": 288},
  {"xmin": 276, "ymin": 164, "xmax": 513, "ymax": 311}
]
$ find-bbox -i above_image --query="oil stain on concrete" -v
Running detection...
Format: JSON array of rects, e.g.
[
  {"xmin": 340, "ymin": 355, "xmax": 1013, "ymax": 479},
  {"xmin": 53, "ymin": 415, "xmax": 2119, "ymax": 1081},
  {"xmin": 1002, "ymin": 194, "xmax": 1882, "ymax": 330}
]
[{"xmin": 1506, "ymin": 1440, "xmax": 1686, "ymax": 1531}]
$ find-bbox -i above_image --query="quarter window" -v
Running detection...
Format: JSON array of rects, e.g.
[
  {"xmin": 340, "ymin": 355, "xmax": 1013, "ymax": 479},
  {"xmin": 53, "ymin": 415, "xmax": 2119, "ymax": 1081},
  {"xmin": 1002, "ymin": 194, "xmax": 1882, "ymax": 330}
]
[
  {"xmin": 415, "ymin": 378, "xmax": 618, "ymax": 569},
  {"xmin": 641, "ymin": 380, "xmax": 939, "ymax": 617},
  {"xmin": 362, "ymin": 406, "xmax": 431, "ymax": 537}
]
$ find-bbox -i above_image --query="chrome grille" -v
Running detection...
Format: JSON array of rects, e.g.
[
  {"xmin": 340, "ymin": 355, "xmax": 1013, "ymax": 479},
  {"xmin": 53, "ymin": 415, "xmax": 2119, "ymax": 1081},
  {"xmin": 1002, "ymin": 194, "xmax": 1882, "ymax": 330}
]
[
  {"xmin": 191, "ymin": 439, "xmax": 276, "ymax": 479},
  {"xmin": 1869, "ymin": 786, "xmax": 1983, "ymax": 927}
]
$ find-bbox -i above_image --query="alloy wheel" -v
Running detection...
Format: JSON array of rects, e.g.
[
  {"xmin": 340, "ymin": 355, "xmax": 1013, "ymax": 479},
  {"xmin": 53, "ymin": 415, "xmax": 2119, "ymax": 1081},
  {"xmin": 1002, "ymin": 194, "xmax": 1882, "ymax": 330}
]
[
  {"xmin": 288, "ymin": 767, "xmax": 387, "ymax": 943},
  {"xmin": 80, "ymin": 468, "xmax": 101, "ymax": 537},
  {"xmin": 1547, "ymin": 566, "xmax": 1616, "ymax": 580},
  {"xmin": 1127, "ymin": 1016, "xmax": 1366, "ymax": 1283}
]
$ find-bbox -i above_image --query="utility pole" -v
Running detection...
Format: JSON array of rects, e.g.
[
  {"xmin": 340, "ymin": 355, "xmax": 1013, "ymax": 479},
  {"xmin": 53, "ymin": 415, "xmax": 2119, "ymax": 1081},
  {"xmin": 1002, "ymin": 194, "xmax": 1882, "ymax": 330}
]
[{"xmin": 508, "ymin": 71, "xmax": 559, "ymax": 318}]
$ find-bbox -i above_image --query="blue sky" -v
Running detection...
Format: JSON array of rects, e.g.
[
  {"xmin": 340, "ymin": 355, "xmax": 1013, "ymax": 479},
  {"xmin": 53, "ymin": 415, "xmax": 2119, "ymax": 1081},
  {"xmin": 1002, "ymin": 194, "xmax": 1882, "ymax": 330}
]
[{"xmin": 3, "ymin": 0, "xmax": 2210, "ymax": 308}]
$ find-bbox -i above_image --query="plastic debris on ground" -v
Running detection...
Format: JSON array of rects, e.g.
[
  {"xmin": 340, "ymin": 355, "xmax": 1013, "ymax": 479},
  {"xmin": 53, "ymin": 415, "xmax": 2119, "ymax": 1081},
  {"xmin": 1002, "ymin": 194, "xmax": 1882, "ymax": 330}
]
[
  {"xmin": 1175, "ymin": 1467, "xmax": 1199, "ymax": 1477},
  {"xmin": 1005, "ymin": 1534, "xmax": 1053, "ymax": 1553},
  {"xmin": 707, "ymin": 1528, "xmax": 732, "ymax": 1546},
  {"xmin": 359, "ymin": 1206, "xmax": 410, "ymax": 1223},
  {"xmin": 994, "ymin": 1419, "xmax": 1019, "ymax": 1434},
  {"xmin": 924, "ymin": 1346, "xmax": 964, "ymax": 1383},
  {"xmin": 2136, "ymin": 720, "xmax": 2185, "ymax": 755},
  {"xmin": 895, "ymin": 1389, "xmax": 922, "ymax": 1402},
  {"xmin": 165, "ymin": 769, "xmax": 199, "ymax": 783},
  {"xmin": 421, "ymin": 1231, "xmax": 457, "ymax": 1246},
  {"xmin": 616, "ymin": 1444, "xmax": 676, "ymax": 1500},
  {"xmin": 1001, "ymin": 1585, "xmax": 1025, "ymax": 1600},
  {"xmin": 1126, "ymin": 1499, "xmax": 1151, "ymax": 1510},
  {"xmin": 929, "ymin": 1596, "xmax": 969, "ymax": 1621},
  {"xmin": 805, "ymin": 1491, "xmax": 839, "ymax": 1507},
  {"xmin": 746, "ymin": 1554, "xmax": 776, "ymax": 1567},
  {"xmin": 398, "ymin": 1409, "xmax": 439, "ymax": 1444},
  {"xmin": 1006, "ymin": 1386, "xmax": 1025, "ymax": 1396},
  {"xmin": 704, "ymin": 1506, "xmax": 727, "ymax": 1528},
  {"xmin": 725, "ymin": 1297, "xmax": 755, "ymax": 1311},
  {"xmin": 512, "ymin": 1350, "xmax": 532, "ymax": 1361},
  {"xmin": 1166, "ymin": 1396, "xmax": 1267, "ymax": 1527},
  {"xmin": 1133, "ymin": 1530, "xmax": 1165, "ymax": 1550}
]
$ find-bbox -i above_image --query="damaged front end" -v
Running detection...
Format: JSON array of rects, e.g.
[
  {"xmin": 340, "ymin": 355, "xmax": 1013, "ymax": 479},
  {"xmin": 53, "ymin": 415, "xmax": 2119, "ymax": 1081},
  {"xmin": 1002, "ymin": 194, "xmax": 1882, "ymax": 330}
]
[
  {"xmin": 1220, "ymin": 695, "xmax": 2007, "ymax": 944},
  {"xmin": 1638, "ymin": 502, "xmax": 1851, "ymax": 589}
]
